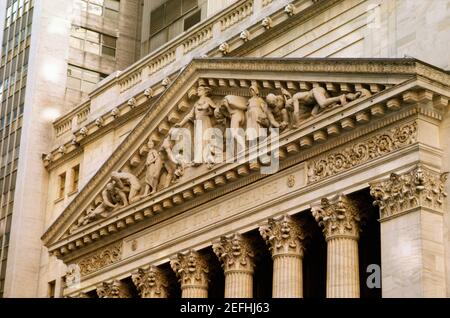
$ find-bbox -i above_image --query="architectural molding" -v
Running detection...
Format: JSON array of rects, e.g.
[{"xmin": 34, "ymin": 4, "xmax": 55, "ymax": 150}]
[
  {"xmin": 76, "ymin": 242, "xmax": 122, "ymax": 277},
  {"xmin": 370, "ymin": 164, "xmax": 449, "ymax": 220}
]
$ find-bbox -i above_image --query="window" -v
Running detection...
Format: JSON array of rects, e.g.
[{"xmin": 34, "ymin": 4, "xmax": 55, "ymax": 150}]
[
  {"xmin": 71, "ymin": 165, "xmax": 80, "ymax": 193},
  {"xmin": 70, "ymin": 25, "xmax": 117, "ymax": 58},
  {"xmin": 149, "ymin": 0, "xmax": 200, "ymax": 52},
  {"xmin": 58, "ymin": 172, "xmax": 66, "ymax": 200},
  {"xmin": 67, "ymin": 64, "xmax": 107, "ymax": 94},
  {"xmin": 74, "ymin": 0, "xmax": 120, "ymax": 19}
]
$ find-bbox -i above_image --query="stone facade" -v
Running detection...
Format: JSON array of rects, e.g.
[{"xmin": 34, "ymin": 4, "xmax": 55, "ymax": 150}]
[{"xmin": 1, "ymin": 0, "xmax": 449, "ymax": 298}]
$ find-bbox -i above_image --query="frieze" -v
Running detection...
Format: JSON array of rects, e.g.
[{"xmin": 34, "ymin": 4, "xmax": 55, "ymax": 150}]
[
  {"xmin": 307, "ymin": 121, "xmax": 417, "ymax": 183},
  {"xmin": 76, "ymin": 242, "xmax": 123, "ymax": 277}
]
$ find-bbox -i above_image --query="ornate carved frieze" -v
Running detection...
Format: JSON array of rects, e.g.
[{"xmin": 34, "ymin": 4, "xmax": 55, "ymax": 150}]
[
  {"xmin": 76, "ymin": 242, "xmax": 122, "ymax": 277},
  {"xmin": 370, "ymin": 164, "xmax": 449, "ymax": 219},
  {"xmin": 259, "ymin": 215, "xmax": 309, "ymax": 257},
  {"xmin": 212, "ymin": 234, "xmax": 255, "ymax": 273},
  {"xmin": 170, "ymin": 250, "xmax": 209, "ymax": 287},
  {"xmin": 96, "ymin": 280, "xmax": 131, "ymax": 298},
  {"xmin": 311, "ymin": 194, "xmax": 363, "ymax": 240},
  {"xmin": 308, "ymin": 122, "xmax": 417, "ymax": 183},
  {"xmin": 131, "ymin": 266, "xmax": 169, "ymax": 298}
]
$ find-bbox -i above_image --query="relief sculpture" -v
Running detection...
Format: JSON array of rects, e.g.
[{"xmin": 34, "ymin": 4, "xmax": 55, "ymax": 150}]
[{"xmin": 69, "ymin": 80, "xmax": 370, "ymax": 233}]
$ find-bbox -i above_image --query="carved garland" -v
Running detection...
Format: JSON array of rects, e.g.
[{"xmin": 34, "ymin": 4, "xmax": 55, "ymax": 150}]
[
  {"xmin": 76, "ymin": 242, "xmax": 122, "ymax": 277},
  {"xmin": 307, "ymin": 121, "xmax": 417, "ymax": 183}
]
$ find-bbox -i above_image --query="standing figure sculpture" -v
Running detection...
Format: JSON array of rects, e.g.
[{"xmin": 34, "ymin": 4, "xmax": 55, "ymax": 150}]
[
  {"xmin": 144, "ymin": 140, "xmax": 163, "ymax": 196},
  {"xmin": 111, "ymin": 171, "xmax": 142, "ymax": 204},
  {"xmin": 246, "ymin": 83, "xmax": 282, "ymax": 140},
  {"xmin": 176, "ymin": 85, "xmax": 217, "ymax": 165},
  {"xmin": 215, "ymin": 95, "xmax": 248, "ymax": 152},
  {"xmin": 159, "ymin": 133, "xmax": 187, "ymax": 188},
  {"xmin": 286, "ymin": 86, "xmax": 362, "ymax": 127}
]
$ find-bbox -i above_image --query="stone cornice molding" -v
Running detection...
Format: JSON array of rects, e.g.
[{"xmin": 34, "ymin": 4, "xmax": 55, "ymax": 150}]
[
  {"xmin": 259, "ymin": 215, "xmax": 309, "ymax": 257},
  {"xmin": 370, "ymin": 164, "xmax": 449, "ymax": 220},
  {"xmin": 41, "ymin": 58, "xmax": 450, "ymax": 257},
  {"xmin": 212, "ymin": 233, "xmax": 255, "ymax": 273},
  {"xmin": 311, "ymin": 194, "xmax": 363, "ymax": 240}
]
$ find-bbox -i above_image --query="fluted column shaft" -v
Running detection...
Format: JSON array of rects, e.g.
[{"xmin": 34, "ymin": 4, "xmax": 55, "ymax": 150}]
[
  {"xmin": 312, "ymin": 194, "xmax": 363, "ymax": 298},
  {"xmin": 272, "ymin": 253, "xmax": 303, "ymax": 298},
  {"xmin": 224, "ymin": 270, "xmax": 253, "ymax": 298},
  {"xmin": 213, "ymin": 233, "xmax": 255, "ymax": 298},
  {"xmin": 326, "ymin": 236, "xmax": 359, "ymax": 298},
  {"xmin": 260, "ymin": 215, "xmax": 308, "ymax": 298}
]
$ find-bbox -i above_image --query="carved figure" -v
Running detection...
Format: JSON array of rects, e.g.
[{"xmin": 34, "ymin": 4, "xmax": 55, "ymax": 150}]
[
  {"xmin": 160, "ymin": 134, "xmax": 187, "ymax": 188},
  {"xmin": 265, "ymin": 92, "xmax": 289, "ymax": 131},
  {"xmin": 111, "ymin": 171, "xmax": 142, "ymax": 204},
  {"xmin": 176, "ymin": 85, "xmax": 217, "ymax": 165},
  {"xmin": 215, "ymin": 95, "xmax": 247, "ymax": 151},
  {"xmin": 144, "ymin": 140, "xmax": 163, "ymax": 196},
  {"xmin": 246, "ymin": 83, "xmax": 282, "ymax": 140},
  {"xmin": 286, "ymin": 87, "xmax": 362, "ymax": 127}
]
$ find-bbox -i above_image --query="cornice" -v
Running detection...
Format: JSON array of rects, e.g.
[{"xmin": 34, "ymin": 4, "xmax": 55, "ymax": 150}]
[{"xmin": 41, "ymin": 58, "xmax": 450, "ymax": 254}]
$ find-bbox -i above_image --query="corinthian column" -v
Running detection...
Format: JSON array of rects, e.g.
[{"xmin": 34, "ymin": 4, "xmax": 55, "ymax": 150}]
[
  {"xmin": 311, "ymin": 194, "xmax": 362, "ymax": 298},
  {"xmin": 96, "ymin": 280, "xmax": 131, "ymax": 298},
  {"xmin": 132, "ymin": 265, "xmax": 169, "ymax": 298},
  {"xmin": 212, "ymin": 234, "xmax": 254, "ymax": 298},
  {"xmin": 370, "ymin": 164, "xmax": 448, "ymax": 297},
  {"xmin": 259, "ymin": 215, "xmax": 308, "ymax": 298},
  {"xmin": 170, "ymin": 250, "xmax": 209, "ymax": 298}
]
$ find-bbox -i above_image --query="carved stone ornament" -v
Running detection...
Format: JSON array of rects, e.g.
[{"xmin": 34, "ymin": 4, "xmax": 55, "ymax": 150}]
[
  {"xmin": 284, "ymin": 4, "xmax": 295, "ymax": 16},
  {"xmin": 259, "ymin": 215, "xmax": 309, "ymax": 257},
  {"xmin": 170, "ymin": 250, "xmax": 209, "ymax": 287},
  {"xmin": 79, "ymin": 126, "xmax": 88, "ymax": 137},
  {"xmin": 261, "ymin": 17, "xmax": 273, "ymax": 29},
  {"xmin": 162, "ymin": 77, "xmax": 171, "ymax": 88},
  {"xmin": 240, "ymin": 30, "xmax": 250, "ymax": 42},
  {"xmin": 311, "ymin": 194, "xmax": 362, "ymax": 240},
  {"xmin": 96, "ymin": 280, "xmax": 131, "ymax": 298},
  {"xmin": 219, "ymin": 42, "xmax": 230, "ymax": 55},
  {"xmin": 77, "ymin": 242, "xmax": 122, "ymax": 277},
  {"xmin": 132, "ymin": 266, "xmax": 169, "ymax": 298},
  {"xmin": 95, "ymin": 117, "xmax": 104, "ymax": 127},
  {"xmin": 58, "ymin": 146, "xmax": 66, "ymax": 154},
  {"xmin": 370, "ymin": 164, "xmax": 449, "ymax": 219},
  {"xmin": 111, "ymin": 107, "xmax": 120, "ymax": 118},
  {"xmin": 128, "ymin": 98, "xmax": 137, "ymax": 107},
  {"xmin": 212, "ymin": 233, "xmax": 255, "ymax": 272},
  {"xmin": 308, "ymin": 122, "xmax": 417, "ymax": 183},
  {"xmin": 144, "ymin": 88, "xmax": 154, "ymax": 98}
]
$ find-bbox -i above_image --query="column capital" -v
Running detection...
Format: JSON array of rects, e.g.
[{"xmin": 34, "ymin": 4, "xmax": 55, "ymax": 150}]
[
  {"xmin": 370, "ymin": 164, "xmax": 448, "ymax": 220},
  {"xmin": 213, "ymin": 233, "xmax": 255, "ymax": 273},
  {"xmin": 170, "ymin": 250, "xmax": 209, "ymax": 287},
  {"xmin": 96, "ymin": 280, "xmax": 131, "ymax": 298},
  {"xmin": 131, "ymin": 265, "xmax": 169, "ymax": 298},
  {"xmin": 259, "ymin": 214, "xmax": 309, "ymax": 257},
  {"xmin": 311, "ymin": 194, "xmax": 362, "ymax": 240}
]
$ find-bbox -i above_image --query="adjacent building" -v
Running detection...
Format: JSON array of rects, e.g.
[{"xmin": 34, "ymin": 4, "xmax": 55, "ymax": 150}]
[{"xmin": 0, "ymin": 0, "xmax": 449, "ymax": 298}]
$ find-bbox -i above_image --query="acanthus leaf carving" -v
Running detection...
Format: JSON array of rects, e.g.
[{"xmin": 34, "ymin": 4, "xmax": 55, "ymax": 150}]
[
  {"xmin": 307, "ymin": 122, "xmax": 418, "ymax": 183},
  {"xmin": 96, "ymin": 280, "xmax": 131, "ymax": 298},
  {"xmin": 212, "ymin": 233, "xmax": 254, "ymax": 272},
  {"xmin": 311, "ymin": 194, "xmax": 363, "ymax": 240},
  {"xmin": 131, "ymin": 266, "xmax": 169, "ymax": 298},
  {"xmin": 370, "ymin": 164, "xmax": 449, "ymax": 219},
  {"xmin": 170, "ymin": 250, "xmax": 209, "ymax": 287},
  {"xmin": 259, "ymin": 215, "xmax": 309, "ymax": 257},
  {"xmin": 76, "ymin": 242, "xmax": 122, "ymax": 277}
]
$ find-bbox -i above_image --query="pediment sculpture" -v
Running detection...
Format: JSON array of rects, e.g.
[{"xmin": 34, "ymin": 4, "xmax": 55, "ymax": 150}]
[{"xmin": 68, "ymin": 80, "xmax": 371, "ymax": 235}]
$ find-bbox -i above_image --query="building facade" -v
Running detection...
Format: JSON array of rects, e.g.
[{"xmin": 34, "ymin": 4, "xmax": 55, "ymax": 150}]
[{"xmin": 0, "ymin": 0, "xmax": 449, "ymax": 298}]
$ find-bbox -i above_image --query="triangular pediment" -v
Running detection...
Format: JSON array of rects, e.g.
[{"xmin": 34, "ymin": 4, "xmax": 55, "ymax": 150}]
[{"xmin": 42, "ymin": 58, "xmax": 450, "ymax": 257}]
